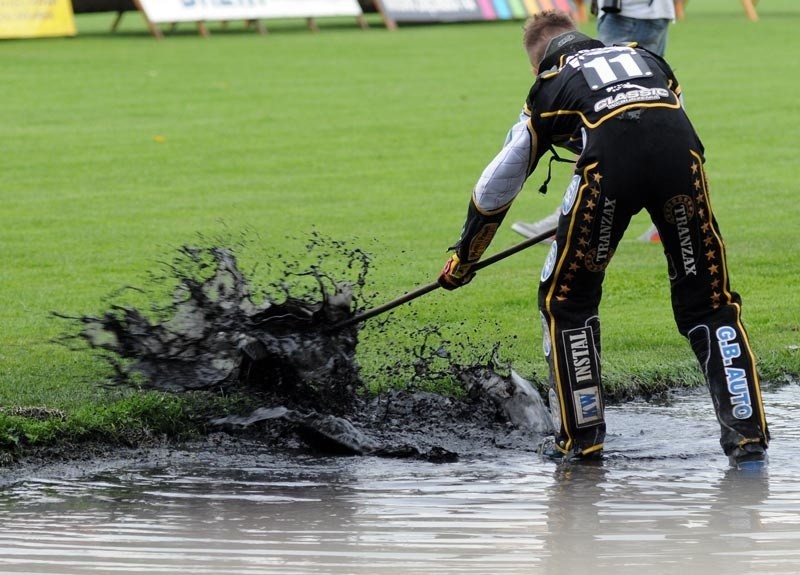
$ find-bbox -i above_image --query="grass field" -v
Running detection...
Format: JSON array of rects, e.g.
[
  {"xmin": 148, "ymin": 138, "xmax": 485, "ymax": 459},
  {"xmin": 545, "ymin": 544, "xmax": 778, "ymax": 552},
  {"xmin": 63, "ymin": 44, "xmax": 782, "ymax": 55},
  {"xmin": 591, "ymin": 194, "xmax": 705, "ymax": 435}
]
[{"xmin": 1, "ymin": 1, "xmax": 798, "ymax": 452}]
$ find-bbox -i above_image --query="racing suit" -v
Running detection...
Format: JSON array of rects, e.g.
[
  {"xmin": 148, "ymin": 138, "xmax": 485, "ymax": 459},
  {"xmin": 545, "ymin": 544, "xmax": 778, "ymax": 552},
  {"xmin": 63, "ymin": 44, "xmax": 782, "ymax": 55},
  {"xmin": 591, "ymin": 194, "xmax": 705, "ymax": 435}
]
[{"xmin": 448, "ymin": 32, "xmax": 769, "ymax": 459}]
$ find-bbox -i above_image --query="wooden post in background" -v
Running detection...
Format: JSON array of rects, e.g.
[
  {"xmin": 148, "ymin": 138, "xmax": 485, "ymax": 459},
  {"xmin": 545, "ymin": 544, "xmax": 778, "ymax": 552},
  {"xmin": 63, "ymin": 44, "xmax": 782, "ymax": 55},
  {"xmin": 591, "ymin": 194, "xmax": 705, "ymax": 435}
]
[
  {"xmin": 573, "ymin": 0, "xmax": 589, "ymax": 23},
  {"xmin": 131, "ymin": 0, "xmax": 162, "ymax": 39},
  {"xmin": 741, "ymin": 0, "xmax": 758, "ymax": 21},
  {"xmin": 674, "ymin": 0, "xmax": 685, "ymax": 20}
]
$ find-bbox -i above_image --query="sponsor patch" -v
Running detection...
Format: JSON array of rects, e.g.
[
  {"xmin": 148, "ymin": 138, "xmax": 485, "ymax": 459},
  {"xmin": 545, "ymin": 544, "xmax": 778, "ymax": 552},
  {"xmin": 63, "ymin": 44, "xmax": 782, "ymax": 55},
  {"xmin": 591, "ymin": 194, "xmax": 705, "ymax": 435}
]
[
  {"xmin": 716, "ymin": 326, "xmax": 753, "ymax": 420},
  {"xmin": 663, "ymin": 195, "xmax": 696, "ymax": 276},
  {"xmin": 561, "ymin": 175, "xmax": 581, "ymax": 215},
  {"xmin": 561, "ymin": 326, "xmax": 600, "ymax": 390},
  {"xmin": 468, "ymin": 224, "xmax": 498, "ymax": 262},
  {"xmin": 540, "ymin": 241, "xmax": 558, "ymax": 282},
  {"xmin": 594, "ymin": 85, "xmax": 669, "ymax": 111},
  {"xmin": 584, "ymin": 247, "xmax": 613, "ymax": 272},
  {"xmin": 541, "ymin": 312, "xmax": 552, "ymax": 357},
  {"xmin": 593, "ymin": 196, "xmax": 616, "ymax": 266},
  {"xmin": 663, "ymin": 195, "xmax": 695, "ymax": 224},
  {"xmin": 556, "ymin": 33, "xmax": 577, "ymax": 49},
  {"xmin": 573, "ymin": 386, "xmax": 603, "ymax": 426}
]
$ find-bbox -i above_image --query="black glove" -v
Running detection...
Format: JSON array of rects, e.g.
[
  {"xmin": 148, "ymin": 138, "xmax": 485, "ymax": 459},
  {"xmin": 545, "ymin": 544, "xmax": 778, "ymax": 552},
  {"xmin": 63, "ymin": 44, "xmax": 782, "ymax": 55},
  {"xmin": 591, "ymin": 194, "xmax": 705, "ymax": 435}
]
[
  {"xmin": 438, "ymin": 253, "xmax": 475, "ymax": 290},
  {"xmin": 439, "ymin": 195, "xmax": 510, "ymax": 290}
]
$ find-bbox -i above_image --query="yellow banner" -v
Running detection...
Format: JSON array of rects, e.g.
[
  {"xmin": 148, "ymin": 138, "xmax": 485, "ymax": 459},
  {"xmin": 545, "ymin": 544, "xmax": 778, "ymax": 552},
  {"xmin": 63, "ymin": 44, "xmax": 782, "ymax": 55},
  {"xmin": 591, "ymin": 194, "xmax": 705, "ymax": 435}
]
[{"xmin": 0, "ymin": 0, "xmax": 76, "ymax": 39}]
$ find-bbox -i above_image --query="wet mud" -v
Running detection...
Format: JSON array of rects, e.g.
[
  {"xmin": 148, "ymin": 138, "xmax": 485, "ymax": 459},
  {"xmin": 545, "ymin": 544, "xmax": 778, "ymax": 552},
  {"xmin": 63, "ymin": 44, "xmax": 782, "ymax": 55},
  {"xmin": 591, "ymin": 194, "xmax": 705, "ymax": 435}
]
[{"xmin": 55, "ymin": 238, "xmax": 555, "ymax": 465}]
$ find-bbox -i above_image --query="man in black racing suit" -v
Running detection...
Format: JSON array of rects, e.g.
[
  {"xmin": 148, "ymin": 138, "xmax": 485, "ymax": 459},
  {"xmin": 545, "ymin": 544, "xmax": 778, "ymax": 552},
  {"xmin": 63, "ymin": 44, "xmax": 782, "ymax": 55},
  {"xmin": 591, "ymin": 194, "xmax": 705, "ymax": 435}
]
[{"xmin": 438, "ymin": 11, "xmax": 769, "ymax": 467}]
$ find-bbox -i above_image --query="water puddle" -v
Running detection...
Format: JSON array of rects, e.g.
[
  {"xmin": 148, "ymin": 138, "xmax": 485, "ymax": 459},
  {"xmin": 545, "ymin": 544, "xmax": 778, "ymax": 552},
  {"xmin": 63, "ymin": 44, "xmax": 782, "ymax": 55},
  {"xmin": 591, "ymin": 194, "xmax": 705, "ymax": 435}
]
[{"xmin": 2, "ymin": 385, "xmax": 799, "ymax": 574}]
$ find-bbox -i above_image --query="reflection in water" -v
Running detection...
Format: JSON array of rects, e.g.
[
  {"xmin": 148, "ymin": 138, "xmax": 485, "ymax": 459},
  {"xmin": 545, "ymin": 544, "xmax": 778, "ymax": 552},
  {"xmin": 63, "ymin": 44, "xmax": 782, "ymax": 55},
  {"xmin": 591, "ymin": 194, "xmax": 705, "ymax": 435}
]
[
  {"xmin": 540, "ymin": 462, "xmax": 780, "ymax": 574},
  {"xmin": 1, "ymin": 386, "xmax": 800, "ymax": 574}
]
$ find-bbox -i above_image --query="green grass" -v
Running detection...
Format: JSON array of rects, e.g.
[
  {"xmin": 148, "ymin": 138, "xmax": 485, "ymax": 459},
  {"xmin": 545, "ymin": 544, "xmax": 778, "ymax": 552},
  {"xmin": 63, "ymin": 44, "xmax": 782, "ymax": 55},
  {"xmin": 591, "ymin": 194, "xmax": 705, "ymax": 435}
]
[{"xmin": 1, "ymin": 1, "xmax": 799, "ymax": 453}]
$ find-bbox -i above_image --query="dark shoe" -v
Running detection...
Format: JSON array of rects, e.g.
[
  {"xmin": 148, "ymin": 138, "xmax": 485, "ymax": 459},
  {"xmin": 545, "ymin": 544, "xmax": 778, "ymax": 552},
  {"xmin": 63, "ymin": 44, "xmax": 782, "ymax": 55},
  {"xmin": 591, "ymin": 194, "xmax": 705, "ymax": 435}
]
[{"xmin": 728, "ymin": 443, "xmax": 768, "ymax": 471}]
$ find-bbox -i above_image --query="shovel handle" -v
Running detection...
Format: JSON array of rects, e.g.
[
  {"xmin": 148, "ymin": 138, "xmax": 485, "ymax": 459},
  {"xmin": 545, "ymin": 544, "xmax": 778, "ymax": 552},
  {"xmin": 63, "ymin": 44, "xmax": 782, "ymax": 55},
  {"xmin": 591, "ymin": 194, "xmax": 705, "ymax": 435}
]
[{"xmin": 331, "ymin": 227, "xmax": 556, "ymax": 330}]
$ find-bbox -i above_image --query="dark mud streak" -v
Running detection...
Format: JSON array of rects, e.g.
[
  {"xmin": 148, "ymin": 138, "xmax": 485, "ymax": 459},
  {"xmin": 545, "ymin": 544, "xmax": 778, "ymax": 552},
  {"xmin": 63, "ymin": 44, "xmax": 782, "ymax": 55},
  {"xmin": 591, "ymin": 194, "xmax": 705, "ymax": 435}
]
[
  {"xmin": 66, "ymin": 247, "xmax": 361, "ymax": 413},
  {"xmin": 55, "ymin": 242, "xmax": 553, "ymax": 463}
]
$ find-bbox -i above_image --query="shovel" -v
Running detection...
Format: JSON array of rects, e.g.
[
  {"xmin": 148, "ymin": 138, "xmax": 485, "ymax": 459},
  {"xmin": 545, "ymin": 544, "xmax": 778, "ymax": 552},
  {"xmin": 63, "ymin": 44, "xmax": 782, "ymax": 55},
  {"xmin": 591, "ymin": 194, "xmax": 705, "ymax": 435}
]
[{"xmin": 331, "ymin": 227, "xmax": 556, "ymax": 331}]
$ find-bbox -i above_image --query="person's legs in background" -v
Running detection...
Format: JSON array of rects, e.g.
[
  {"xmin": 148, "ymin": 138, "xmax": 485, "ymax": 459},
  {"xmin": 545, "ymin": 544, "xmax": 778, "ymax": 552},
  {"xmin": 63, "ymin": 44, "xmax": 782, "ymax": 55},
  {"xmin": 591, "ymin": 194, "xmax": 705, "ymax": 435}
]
[{"xmin": 597, "ymin": 14, "xmax": 670, "ymax": 56}]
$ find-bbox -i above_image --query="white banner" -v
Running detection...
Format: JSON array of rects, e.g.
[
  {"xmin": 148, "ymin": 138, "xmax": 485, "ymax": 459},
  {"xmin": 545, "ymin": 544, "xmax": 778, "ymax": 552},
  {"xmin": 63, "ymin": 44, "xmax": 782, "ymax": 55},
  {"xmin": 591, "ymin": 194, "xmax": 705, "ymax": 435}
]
[
  {"xmin": 138, "ymin": 0, "xmax": 363, "ymax": 23},
  {"xmin": 377, "ymin": 0, "xmax": 482, "ymax": 22}
]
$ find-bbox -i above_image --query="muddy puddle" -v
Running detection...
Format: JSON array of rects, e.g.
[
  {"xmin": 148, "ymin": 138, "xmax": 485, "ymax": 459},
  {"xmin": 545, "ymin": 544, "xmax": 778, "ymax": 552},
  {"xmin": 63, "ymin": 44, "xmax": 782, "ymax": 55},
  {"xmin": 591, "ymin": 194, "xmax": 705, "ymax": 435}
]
[
  {"xmin": 30, "ymin": 237, "xmax": 798, "ymax": 573},
  {"xmin": 2, "ymin": 384, "xmax": 799, "ymax": 575}
]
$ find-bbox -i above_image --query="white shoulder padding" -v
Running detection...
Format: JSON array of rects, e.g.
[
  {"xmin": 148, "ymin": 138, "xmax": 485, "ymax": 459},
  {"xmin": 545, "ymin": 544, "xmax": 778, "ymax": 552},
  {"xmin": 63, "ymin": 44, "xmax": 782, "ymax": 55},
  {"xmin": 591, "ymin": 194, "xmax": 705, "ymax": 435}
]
[{"xmin": 473, "ymin": 115, "xmax": 534, "ymax": 212}]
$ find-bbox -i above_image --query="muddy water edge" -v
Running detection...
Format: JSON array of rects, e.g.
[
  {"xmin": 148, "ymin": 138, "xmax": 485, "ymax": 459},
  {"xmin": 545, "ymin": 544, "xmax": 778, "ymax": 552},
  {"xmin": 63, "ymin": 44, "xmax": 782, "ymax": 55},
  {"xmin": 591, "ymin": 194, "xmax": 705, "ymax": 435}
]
[
  {"xmin": 1, "ymin": 384, "xmax": 800, "ymax": 575},
  {"xmin": 7, "ymin": 240, "xmax": 796, "ymax": 573}
]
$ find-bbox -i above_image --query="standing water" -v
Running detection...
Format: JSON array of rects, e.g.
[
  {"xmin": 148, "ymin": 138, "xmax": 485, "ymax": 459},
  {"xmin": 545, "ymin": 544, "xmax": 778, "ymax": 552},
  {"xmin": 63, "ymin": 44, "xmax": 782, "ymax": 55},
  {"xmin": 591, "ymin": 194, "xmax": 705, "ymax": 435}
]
[{"xmin": 1, "ymin": 385, "xmax": 799, "ymax": 575}]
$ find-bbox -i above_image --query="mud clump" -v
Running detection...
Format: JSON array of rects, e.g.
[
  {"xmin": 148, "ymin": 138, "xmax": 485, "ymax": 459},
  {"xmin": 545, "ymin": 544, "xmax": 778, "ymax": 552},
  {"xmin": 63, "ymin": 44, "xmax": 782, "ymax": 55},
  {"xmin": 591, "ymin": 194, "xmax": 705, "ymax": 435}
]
[
  {"xmin": 66, "ymin": 244, "xmax": 364, "ymax": 414},
  {"xmin": 62, "ymin": 237, "xmax": 553, "ymax": 460}
]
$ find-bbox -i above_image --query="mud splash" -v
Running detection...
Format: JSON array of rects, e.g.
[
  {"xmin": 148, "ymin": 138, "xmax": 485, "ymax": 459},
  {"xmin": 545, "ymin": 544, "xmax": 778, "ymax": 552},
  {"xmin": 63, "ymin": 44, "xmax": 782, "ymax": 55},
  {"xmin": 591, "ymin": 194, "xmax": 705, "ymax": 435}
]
[
  {"xmin": 65, "ymin": 241, "xmax": 364, "ymax": 413},
  {"xmin": 62, "ymin": 236, "xmax": 553, "ymax": 460}
]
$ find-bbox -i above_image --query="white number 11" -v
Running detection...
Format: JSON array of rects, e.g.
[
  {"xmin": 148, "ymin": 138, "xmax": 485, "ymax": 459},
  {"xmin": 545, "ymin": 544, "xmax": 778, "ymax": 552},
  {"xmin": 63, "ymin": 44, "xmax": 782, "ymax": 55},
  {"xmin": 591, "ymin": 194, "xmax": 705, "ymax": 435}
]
[{"xmin": 581, "ymin": 51, "xmax": 651, "ymax": 89}]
